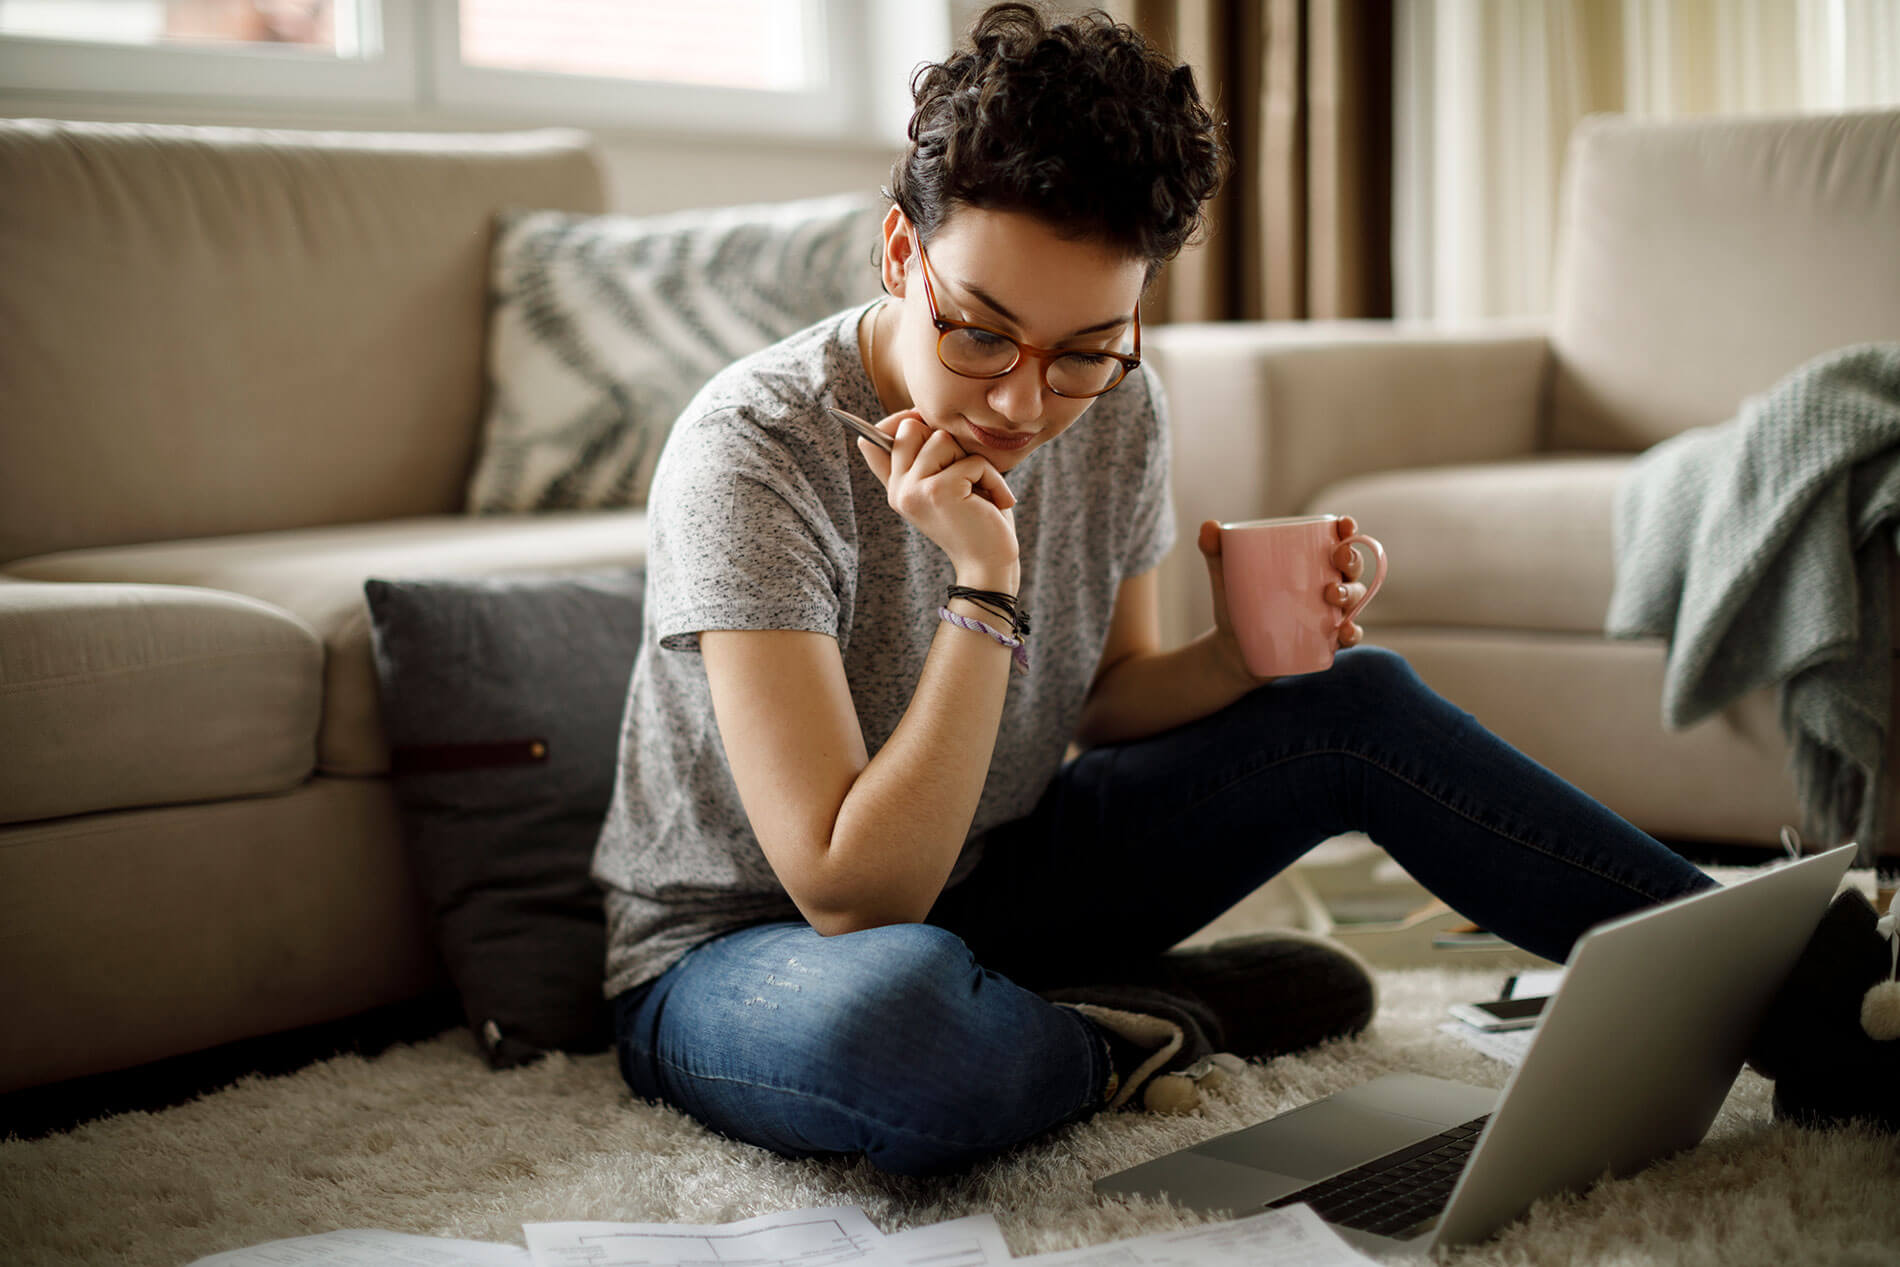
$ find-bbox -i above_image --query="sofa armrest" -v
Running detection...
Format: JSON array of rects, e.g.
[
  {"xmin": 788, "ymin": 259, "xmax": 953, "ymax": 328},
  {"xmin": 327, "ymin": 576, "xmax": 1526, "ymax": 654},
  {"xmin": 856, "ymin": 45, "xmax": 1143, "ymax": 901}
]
[{"xmin": 1145, "ymin": 319, "xmax": 1552, "ymax": 648}]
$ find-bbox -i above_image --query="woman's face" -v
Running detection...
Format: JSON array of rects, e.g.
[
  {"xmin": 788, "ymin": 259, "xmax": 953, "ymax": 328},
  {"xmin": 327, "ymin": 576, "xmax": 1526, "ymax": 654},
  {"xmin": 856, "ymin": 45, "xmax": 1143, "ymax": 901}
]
[{"xmin": 877, "ymin": 204, "xmax": 1147, "ymax": 474}]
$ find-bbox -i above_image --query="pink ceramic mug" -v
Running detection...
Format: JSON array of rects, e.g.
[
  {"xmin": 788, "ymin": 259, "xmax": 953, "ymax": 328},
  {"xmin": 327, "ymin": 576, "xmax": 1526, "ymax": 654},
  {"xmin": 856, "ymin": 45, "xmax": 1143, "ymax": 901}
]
[{"xmin": 1219, "ymin": 515, "xmax": 1387, "ymax": 677}]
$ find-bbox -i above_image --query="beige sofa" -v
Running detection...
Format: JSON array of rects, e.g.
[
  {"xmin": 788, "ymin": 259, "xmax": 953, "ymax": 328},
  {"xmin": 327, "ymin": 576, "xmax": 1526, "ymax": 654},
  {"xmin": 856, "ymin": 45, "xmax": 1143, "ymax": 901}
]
[
  {"xmin": 0, "ymin": 121, "xmax": 636, "ymax": 1095},
  {"xmin": 1149, "ymin": 107, "xmax": 1900, "ymax": 859},
  {"xmin": 2, "ymin": 108, "xmax": 1895, "ymax": 1097}
]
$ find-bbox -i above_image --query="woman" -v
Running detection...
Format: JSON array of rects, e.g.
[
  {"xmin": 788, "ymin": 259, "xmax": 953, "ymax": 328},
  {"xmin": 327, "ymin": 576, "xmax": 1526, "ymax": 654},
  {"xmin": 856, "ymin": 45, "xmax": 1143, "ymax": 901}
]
[{"xmin": 592, "ymin": 4, "xmax": 1720, "ymax": 1175}]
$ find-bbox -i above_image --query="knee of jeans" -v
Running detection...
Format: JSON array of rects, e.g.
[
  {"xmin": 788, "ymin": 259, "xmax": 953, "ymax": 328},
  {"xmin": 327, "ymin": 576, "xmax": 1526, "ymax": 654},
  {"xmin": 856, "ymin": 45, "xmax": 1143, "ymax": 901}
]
[
  {"xmin": 792, "ymin": 925, "xmax": 1095, "ymax": 1159},
  {"xmin": 826, "ymin": 922, "xmax": 987, "ymax": 1028},
  {"xmin": 1327, "ymin": 644, "xmax": 1429, "ymax": 701},
  {"xmin": 1235, "ymin": 644, "xmax": 1417, "ymax": 721}
]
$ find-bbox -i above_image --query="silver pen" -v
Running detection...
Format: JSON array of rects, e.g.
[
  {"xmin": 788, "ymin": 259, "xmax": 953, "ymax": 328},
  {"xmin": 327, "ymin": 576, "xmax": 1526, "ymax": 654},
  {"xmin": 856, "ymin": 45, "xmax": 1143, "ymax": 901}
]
[{"xmin": 827, "ymin": 406, "xmax": 894, "ymax": 453}]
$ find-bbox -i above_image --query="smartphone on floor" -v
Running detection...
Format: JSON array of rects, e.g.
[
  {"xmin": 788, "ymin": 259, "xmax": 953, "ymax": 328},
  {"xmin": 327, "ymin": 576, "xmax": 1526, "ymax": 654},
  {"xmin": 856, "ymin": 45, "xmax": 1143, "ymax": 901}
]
[{"xmin": 1448, "ymin": 995, "xmax": 1549, "ymax": 1032}]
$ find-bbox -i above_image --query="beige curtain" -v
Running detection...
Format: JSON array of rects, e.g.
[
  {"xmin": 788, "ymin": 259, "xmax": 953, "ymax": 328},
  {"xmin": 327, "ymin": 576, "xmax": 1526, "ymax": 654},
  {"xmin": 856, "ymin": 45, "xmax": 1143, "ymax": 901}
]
[
  {"xmin": 1131, "ymin": 0, "xmax": 1395, "ymax": 323},
  {"xmin": 1396, "ymin": 0, "xmax": 1900, "ymax": 322}
]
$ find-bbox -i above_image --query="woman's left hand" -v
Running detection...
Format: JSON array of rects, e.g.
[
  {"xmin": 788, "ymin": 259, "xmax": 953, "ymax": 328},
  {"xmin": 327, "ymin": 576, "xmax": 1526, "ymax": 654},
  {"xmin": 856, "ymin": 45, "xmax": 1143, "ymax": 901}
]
[{"xmin": 1197, "ymin": 514, "xmax": 1370, "ymax": 682}]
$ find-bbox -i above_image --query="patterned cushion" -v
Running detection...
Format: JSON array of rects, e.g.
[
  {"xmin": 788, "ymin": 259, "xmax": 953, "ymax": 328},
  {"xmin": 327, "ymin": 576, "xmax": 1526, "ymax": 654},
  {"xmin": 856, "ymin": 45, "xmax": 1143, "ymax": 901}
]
[{"xmin": 465, "ymin": 193, "xmax": 885, "ymax": 513}]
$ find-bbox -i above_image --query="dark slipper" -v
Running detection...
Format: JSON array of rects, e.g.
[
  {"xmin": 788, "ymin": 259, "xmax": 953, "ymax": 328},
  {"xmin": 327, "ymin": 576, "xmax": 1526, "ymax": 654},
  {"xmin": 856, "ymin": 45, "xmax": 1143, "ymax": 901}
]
[
  {"xmin": 1749, "ymin": 888, "xmax": 1900, "ymax": 1132},
  {"xmin": 1124, "ymin": 931, "xmax": 1378, "ymax": 1060}
]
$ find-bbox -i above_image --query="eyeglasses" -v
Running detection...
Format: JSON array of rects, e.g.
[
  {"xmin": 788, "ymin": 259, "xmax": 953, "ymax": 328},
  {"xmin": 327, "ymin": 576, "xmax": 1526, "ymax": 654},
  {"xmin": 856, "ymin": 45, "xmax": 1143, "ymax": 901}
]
[{"xmin": 915, "ymin": 243, "xmax": 1140, "ymax": 399}]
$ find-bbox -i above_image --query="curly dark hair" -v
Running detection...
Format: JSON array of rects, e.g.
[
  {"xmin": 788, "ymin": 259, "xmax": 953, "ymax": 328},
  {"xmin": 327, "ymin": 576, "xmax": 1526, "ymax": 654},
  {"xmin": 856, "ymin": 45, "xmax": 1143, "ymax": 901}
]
[{"xmin": 889, "ymin": 3, "xmax": 1227, "ymax": 273}]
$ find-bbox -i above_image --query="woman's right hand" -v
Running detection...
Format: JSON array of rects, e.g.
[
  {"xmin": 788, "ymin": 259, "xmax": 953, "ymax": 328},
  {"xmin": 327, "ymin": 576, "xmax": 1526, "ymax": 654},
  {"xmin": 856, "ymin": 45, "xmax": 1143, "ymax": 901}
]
[{"xmin": 857, "ymin": 411, "xmax": 1020, "ymax": 585}]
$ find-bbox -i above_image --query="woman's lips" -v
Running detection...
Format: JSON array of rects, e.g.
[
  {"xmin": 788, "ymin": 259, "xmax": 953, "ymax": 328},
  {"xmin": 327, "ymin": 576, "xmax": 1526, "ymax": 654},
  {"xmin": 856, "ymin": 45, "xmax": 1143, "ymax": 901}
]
[{"xmin": 968, "ymin": 420, "xmax": 1037, "ymax": 451}]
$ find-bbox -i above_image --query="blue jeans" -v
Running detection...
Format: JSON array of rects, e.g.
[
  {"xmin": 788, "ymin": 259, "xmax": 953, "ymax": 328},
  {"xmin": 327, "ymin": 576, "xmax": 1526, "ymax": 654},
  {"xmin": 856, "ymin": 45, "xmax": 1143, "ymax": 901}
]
[{"xmin": 613, "ymin": 647, "xmax": 1712, "ymax": 1174}]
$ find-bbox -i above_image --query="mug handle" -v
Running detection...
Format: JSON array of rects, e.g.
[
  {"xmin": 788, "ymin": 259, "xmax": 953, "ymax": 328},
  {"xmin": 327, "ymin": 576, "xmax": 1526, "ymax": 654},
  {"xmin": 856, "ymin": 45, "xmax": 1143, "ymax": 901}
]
[{"xmin": 1336, "ymin": 533, "xmax": 1387, "ymax": 626}]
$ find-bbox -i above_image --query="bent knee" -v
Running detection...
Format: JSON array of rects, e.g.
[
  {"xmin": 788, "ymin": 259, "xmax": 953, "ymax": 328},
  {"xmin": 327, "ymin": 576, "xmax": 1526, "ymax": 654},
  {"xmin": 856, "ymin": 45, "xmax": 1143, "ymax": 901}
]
[
  {"xmin": 837, "ymin": 921, "xmax": 982, "ymax": 1006},
  {"xmin": 1331, "ymin": 643, "xmax": 1415, "ymax": 689}
]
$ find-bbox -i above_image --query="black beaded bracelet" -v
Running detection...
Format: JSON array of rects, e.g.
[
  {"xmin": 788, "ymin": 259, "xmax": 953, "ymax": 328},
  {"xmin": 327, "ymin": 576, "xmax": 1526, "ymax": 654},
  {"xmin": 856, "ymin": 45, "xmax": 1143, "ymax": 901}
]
[{"xmin": 946, "ymin": 586, "xmax": 1030, "ymax": 640}]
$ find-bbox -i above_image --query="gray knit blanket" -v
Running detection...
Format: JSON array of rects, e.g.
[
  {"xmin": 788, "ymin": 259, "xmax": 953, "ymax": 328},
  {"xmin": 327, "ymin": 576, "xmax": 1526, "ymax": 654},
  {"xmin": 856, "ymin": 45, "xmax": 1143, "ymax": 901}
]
[{"xmin": 1606, "ymin": 343, "xmax": 1900, "ymax": 863}]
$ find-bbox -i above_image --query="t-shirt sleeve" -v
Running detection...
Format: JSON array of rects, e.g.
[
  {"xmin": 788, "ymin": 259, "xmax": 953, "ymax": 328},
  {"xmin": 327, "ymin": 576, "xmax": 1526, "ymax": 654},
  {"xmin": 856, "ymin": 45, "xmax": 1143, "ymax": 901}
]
[
  {"xmin": 648, "ymin": 408, "xmax": 847, "ymax": 652},
  {"xmin": 1120, "ymin": 366, "xmax": 1178, "ymax": 578}
]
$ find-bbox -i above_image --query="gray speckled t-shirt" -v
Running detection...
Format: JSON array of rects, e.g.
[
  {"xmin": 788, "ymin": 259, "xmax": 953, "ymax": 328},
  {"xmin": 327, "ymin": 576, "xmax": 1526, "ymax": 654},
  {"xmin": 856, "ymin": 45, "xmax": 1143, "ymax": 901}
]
[{"xmin": 593, "ymin": 303, "xmax": 1175, "ymax": 997}]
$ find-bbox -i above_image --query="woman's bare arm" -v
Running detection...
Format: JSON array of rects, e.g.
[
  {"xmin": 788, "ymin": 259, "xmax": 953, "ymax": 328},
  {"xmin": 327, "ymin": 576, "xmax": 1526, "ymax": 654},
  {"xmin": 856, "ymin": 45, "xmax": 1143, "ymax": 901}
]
[{"xmin": 701, "ymin": 604, "xmax": 1015, "ymax": 935}]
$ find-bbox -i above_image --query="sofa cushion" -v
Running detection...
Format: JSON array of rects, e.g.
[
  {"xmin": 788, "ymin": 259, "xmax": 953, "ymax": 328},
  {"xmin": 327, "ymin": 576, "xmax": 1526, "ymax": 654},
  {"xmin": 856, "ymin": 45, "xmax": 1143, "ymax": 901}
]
[
  {"xmin": 0, "ymin": 120, "xmax": 606, "ymax": 564},
  {"xmin": 364, "ymin": 570, "xmax": 644, "ymax": 1068},
  {"xmin": 1550, "ymin": 109, "xmax": 1900, "ymax": 452},
  {"xmin": 5, "ymin": 512, "xmax": 646, "ymax": 776},
  {"xmin": 464, "ymin": 192, "xmax": 884, "ymax": 514},
  {"xmin": 1305, "ymin": 455, "xmax": 1631, "ymax": 635},
  {"xmin": 0, "ymin": 582, "xmax": 321, "ymax": 824}
]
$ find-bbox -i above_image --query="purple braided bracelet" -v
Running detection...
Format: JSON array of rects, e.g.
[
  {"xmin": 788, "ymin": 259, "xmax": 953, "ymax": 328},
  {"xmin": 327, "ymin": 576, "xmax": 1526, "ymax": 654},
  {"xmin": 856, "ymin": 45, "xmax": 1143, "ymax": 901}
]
[{"xmin": 938, "ymin": 606, "xmax": 1030, "ymax": 674}]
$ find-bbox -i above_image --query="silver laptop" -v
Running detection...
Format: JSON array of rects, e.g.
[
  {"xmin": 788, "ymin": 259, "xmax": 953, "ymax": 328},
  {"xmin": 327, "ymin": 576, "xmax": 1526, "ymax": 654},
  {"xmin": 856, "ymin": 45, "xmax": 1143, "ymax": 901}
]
[{"xmin": 1095, "ymin": 843, "xmax": 1856, "ymax": 1254}]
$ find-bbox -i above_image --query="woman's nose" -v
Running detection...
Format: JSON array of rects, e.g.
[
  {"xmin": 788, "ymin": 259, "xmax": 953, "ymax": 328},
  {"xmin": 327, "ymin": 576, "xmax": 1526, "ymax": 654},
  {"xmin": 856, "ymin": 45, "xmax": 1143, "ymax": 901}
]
[{"xmin": 986, "ymin": 357, "xmax": 1045, "ymax": 425}]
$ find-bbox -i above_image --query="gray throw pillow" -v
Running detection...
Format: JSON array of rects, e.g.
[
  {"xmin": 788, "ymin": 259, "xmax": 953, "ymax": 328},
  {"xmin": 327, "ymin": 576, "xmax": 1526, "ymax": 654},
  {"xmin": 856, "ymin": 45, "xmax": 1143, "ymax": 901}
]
[
  {"xmin": 465, "ymin": 192, "xmax": 885, "ymax": 514},
  {"xmin": 363, "ymin": 570, "xmax": 644, "ymax": 1069}
]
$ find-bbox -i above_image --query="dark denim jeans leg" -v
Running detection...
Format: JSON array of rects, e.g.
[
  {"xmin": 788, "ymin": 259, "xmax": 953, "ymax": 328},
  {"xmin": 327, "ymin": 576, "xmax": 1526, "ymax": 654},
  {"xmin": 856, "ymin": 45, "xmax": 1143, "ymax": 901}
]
[{"xmin": 932, "ymin": 646, "xmax": 1714, "ymax": 981}]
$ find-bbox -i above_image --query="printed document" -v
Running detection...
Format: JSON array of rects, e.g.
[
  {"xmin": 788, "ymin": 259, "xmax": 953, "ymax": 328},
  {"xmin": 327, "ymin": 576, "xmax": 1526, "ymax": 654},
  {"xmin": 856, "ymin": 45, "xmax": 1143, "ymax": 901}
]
[
  {"xmin": 185, "ymin": 1228, "xmax": 531, "ymax": 1265},
  {"xmin": 1019, "ymin": 1205, "xmax": 1377, "ymax": 1267}
]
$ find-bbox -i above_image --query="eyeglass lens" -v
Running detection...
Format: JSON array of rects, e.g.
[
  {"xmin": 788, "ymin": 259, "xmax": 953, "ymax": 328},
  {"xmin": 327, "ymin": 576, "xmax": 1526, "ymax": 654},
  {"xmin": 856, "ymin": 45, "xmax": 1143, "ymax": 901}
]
[{"xmin": 937, "ymin": 328, "xmax": 1127, "ymax": 396}]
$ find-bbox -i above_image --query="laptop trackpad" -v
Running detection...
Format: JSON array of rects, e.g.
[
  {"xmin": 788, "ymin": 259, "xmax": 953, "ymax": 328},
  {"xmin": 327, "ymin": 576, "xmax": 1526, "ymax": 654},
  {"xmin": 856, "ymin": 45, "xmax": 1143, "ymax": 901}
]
[
  {"xmin": 1093, "ymin": 1149, "xmax": 1303, "ymax": 1213},
  {"xmin": 1196, "ymin": 1097, "xmax": 1448, "ymax": 1180}
]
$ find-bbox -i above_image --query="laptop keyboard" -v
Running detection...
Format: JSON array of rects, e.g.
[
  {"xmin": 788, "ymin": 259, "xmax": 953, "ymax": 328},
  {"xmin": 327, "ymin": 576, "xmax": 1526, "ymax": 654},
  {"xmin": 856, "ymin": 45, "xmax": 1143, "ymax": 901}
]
[{"xmin": 1266, "ymin": 1114, "xmax": 1491, "ymax": 1239}]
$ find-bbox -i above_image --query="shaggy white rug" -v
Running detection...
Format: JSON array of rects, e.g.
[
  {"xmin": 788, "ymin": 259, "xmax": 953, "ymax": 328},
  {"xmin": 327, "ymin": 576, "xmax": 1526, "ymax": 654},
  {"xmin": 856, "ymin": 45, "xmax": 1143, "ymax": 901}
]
[{"xmin": 4, "ymin": 965, "xmax": 1897, "ymax": 1267}]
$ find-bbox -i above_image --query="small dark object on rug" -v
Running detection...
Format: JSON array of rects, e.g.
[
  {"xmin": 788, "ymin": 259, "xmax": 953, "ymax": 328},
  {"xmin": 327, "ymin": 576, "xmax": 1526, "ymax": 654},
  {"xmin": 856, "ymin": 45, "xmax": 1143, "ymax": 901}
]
[{"xmin": 1750, "ymin": 888, "xmax": 1900, "ymax": 1133}]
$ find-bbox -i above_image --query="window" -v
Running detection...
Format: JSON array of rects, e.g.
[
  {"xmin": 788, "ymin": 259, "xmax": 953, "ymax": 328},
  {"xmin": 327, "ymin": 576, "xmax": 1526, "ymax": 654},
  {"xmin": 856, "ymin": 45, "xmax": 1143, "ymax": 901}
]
[
  {"xmin": 0, "ymin": 0, "xmax": 412, "ymax": 101},
  {"xmin": 429, "ymin": 0, "xmax": 863, "ymax": 136},
  {"xmin": 0, "ymin": 0, "xmax": 940, "ymax": 139},
  {"xmin": 0, "ymin": 0, "xmax": 366, "ymax": 56},
  {"xmin": 457, "ymin": 1, "xmax": 809, "ymax": 92}
]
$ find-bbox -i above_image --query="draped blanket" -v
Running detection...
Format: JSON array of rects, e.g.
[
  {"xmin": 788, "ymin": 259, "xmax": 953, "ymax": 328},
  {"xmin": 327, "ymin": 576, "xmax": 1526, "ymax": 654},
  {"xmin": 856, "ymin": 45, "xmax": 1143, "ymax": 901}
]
[{"xmin": 1606, "ymin": 344, "xmax": 1900, "ymax": 862}]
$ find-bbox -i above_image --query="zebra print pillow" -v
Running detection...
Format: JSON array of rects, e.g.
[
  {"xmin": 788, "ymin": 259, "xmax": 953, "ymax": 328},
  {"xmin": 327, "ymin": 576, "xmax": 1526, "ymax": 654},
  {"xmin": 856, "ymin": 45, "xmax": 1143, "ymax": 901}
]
[{"xmin": 466, "ymin": 192, "xmax": 885, "ymax": 514}]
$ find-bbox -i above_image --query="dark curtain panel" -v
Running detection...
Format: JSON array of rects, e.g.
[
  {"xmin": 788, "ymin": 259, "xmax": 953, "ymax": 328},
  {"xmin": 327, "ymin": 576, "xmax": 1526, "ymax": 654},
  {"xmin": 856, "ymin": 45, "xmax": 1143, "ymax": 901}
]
[{"xmin": 1132, "ymin": 0, "xmax": 1393, "ymax": 323}]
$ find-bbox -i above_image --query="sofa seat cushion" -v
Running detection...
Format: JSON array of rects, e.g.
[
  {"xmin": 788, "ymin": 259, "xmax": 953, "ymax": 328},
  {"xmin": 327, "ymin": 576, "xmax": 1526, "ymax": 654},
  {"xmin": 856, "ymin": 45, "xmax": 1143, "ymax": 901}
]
[
  {"xmin": 1305, "ymin": 454, "xmax": 1631, "ymax": 635},
  {"xmin": 5, "ymin": 511, "xmax": 648, "ymax": 777},
  {"xmin": 0, "ymin": 582, "xmax": 322, "ymax": 824}
]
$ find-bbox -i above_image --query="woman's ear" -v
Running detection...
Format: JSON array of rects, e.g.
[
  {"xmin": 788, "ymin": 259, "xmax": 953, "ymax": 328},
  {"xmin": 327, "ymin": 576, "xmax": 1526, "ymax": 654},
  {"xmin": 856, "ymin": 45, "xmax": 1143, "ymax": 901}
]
[{"xmin": 880, "ymin": 205, "xmax": 913, "ymax": 299}]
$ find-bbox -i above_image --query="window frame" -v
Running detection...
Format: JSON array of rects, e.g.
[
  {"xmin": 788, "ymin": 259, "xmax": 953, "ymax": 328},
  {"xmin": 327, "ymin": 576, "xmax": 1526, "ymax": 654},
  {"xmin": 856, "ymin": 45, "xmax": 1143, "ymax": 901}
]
[
  {"xmin": 0, "ymin": 0, "xmax": 912, "ymax": 140},
  {"xmin": 0, "ymin": 0, "xmax": 419, "ymax": 104}
]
